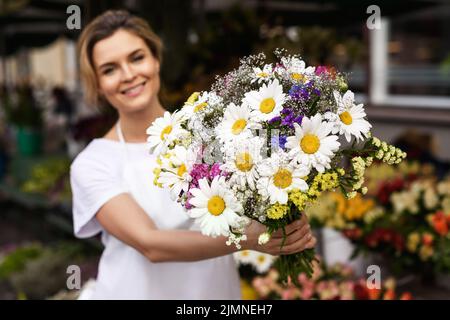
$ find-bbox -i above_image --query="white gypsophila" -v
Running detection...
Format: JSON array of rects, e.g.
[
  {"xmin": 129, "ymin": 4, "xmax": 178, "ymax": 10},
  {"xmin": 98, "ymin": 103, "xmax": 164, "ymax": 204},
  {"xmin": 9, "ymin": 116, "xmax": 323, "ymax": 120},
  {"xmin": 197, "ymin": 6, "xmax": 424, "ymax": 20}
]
[
  {"xmin": 188, "ymin": 176, "xmax": 243, "ymax": 237},
  {"xmin": 226, "ymin": 233, "xmax": 247, "ymax": 250},
  {"xmin": 285, "ymin": 113, "xmax": 340, "ymax": 174},
  {"xmin": 250, "ymin": 64, "xmax": 274, "ymax": 84},
  {"xmin": 324, "ymin": 90, "xmax": 372, "ymax": 142},
  {"xmin": 215, "ymin": 102, "xmax": 260, "ymax": 145},
  {"xmin": 243, "ymin": 79, "xmax": 286, "ymax": 122},
  {"xmin": 147, "ymin": 110, "xmax": 186, "ymax": 156},
  {"xmin": 257, "ymin": 151, "xmax": 309, "ymax": 205},
  {"xmin": 279, "ymin": 56, "xmax": 315, "ymax": 83},
  {"xmin": 258, "ymin": 232, "xmax": 270, "ymax": 245},
  {"xmin": 221, "ymin": 136, "xmax": 265, "ymax": 190},
  {"xmin": 157, "ymin": 145, "xmax": 197, "ymax": 201}
]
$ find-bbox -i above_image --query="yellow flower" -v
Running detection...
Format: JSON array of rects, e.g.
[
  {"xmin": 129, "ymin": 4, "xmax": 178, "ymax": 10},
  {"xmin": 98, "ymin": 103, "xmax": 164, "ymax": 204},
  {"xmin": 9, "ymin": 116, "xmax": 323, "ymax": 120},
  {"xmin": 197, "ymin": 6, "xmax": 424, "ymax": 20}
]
[
  {"xmin": 407, "ymin": 233, "xmax": 420, "ymax": 253},
  {"xmin": 240, "ymin": 280, "xmax": 258, "ymax": 300},
  {"xmin": 419, "ymin": 245, "xmax": 434, "ymax": 261},
  {"xmin": 267, "ymin": 203, "xmax": 289, "ymax": 220}
]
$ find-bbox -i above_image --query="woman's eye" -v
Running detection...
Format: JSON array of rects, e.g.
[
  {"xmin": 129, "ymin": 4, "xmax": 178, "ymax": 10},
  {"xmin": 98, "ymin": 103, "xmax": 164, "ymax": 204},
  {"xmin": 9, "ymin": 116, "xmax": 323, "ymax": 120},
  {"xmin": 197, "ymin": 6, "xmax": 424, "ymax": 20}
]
[
  {"xmin": 132, "ymin": 55, "xmax": 144, "ymax": 62},
  {"xmin": 102, "ymin": 67, "xmax": 115, "ymax": 75}
]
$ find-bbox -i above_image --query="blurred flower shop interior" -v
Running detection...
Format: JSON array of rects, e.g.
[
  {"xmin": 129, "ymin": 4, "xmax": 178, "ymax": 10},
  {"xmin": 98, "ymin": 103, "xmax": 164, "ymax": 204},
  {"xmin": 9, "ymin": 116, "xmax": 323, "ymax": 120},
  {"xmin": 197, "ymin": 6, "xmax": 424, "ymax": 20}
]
[{"xmin": 0, "ymin": 0, "xmax": 450, "ymax": 300}]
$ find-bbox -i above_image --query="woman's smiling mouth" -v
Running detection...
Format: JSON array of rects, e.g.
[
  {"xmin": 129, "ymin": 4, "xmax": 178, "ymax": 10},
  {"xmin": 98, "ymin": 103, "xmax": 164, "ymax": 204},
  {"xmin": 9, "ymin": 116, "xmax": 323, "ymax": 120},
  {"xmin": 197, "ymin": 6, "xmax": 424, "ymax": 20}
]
[{"xmin": 121, "ymin": 80, "xmax": 147, "ymax": 97}]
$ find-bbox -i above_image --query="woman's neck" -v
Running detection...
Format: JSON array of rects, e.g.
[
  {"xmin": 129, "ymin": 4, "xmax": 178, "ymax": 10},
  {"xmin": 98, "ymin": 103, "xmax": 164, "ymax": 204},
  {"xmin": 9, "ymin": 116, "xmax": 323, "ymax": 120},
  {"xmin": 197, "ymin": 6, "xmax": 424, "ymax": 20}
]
[{"xmin": 118, "ymin": 100, "xmax": 166, "ymax": 143}]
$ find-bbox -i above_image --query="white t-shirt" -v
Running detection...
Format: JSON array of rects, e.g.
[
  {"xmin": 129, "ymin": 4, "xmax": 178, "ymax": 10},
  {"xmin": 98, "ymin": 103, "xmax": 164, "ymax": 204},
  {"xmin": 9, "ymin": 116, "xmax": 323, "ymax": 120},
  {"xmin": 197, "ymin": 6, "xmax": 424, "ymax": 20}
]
[{"xmin": 70, "ymin": 138, "xmax": 241, "ymax": 299}]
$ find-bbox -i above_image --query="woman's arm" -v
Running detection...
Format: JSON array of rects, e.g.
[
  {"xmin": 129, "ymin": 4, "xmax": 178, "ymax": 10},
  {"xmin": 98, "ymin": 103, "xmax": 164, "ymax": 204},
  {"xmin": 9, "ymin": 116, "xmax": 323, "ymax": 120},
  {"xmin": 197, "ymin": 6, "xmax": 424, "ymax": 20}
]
[{"xmin": 96, "ymin": 193, "xmax": 316, "ymax": 263}]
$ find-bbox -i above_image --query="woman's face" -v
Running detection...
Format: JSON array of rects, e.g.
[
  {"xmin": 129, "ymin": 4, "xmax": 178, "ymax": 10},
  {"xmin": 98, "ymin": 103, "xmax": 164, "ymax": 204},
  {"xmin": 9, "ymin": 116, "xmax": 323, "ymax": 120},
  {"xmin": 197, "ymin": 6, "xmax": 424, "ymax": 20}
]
[{"xmin": 93, "ymin": 29, "xmax": 160, "ymax": 114}]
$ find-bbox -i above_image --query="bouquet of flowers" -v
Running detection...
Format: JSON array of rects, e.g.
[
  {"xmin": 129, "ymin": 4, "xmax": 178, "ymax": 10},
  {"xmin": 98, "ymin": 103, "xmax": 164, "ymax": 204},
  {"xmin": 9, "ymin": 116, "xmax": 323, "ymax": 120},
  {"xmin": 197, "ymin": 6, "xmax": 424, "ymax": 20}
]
[{"xmin": 146, "ymin": 50, "xmax": 406, "ymax": 282}]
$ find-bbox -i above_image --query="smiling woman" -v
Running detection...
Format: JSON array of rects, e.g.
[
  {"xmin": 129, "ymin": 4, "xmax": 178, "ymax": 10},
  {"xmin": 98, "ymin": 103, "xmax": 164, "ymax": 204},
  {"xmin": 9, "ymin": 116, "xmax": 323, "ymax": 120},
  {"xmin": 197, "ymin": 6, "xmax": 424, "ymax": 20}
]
[{"xmin": 70, "ymin": 10, "xmax": 316, "ymax": 300}]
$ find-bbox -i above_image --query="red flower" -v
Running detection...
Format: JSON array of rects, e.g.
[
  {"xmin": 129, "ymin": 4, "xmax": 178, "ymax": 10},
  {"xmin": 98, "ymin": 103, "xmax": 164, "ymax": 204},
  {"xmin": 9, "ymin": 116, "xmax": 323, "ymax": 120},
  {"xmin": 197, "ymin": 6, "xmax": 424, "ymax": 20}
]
[
  {"xmin": 353, "ymin": 283, "xmax": 369, "ymax": 300},
  {"xmin": 343, "ymin": 228, "xmax": 362, "ymax": 240},
  {"xmin": 383, "ymin": 289, "xmax": 395, "ymax": 300}
]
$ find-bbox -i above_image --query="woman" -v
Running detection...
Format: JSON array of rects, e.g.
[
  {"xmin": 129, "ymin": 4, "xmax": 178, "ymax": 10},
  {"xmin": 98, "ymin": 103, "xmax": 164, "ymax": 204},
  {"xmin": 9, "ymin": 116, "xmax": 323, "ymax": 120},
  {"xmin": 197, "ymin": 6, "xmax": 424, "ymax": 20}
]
[{"xmin": 71, "ymin": 10, "xmax": 316, "ymax": 300}]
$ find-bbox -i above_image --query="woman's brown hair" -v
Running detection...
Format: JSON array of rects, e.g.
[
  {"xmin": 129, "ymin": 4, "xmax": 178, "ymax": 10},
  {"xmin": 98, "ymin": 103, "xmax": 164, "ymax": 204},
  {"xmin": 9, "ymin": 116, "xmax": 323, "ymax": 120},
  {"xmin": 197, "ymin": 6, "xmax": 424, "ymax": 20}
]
[{"xmin": 78, "ymin": 10, "xmax": 163, "ymax": 108}]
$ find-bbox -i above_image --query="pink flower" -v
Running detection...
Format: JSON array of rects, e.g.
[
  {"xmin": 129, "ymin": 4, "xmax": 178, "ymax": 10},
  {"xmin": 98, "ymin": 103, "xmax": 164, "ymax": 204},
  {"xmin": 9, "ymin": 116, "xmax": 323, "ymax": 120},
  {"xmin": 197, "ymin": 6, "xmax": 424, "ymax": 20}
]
[{"xmin": 300, "ymin": 286, "xmax": 315, "ymax": 300}]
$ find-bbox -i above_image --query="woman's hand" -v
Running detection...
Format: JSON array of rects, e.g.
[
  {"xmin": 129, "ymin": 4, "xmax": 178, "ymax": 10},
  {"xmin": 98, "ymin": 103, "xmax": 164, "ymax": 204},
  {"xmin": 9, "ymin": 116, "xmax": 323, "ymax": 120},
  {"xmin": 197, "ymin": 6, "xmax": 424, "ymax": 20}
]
[{"xmin": 241, "ymin": 214, "xmax": 316, "ymax": 255}]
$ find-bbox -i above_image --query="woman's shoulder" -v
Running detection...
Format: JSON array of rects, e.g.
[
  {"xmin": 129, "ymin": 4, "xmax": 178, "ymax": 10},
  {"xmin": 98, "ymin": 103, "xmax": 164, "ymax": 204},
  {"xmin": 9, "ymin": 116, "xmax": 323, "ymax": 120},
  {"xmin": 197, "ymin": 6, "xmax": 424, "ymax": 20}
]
[{"xmin": 71, "ymin": 138, "xmax": 123, "ymax": 172}]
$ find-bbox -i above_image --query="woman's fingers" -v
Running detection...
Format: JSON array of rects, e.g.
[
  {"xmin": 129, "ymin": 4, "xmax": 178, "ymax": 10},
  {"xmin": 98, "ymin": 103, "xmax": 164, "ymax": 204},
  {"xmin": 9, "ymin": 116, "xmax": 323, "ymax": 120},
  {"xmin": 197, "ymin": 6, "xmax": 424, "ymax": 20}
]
[
  {"xmin": 283, "ymin": 224, "xmax": 310, "ymax": 247},
  {"xmin": 280, "ymin": 234, "xmax": 316, "ymax": 255},
  {"xmin": 272, "ymin": 214, "xmax": 309, "ymax": 238}
]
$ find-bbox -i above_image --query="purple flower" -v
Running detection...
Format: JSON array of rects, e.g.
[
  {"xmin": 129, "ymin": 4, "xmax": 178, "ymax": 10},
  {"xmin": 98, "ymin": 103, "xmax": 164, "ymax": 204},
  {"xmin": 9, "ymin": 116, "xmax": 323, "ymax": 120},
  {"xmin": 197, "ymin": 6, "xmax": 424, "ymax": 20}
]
[
  {"xmin": 209, "ymin": 163, "xmax": 224, "ymax": 179},
  {"xmin": 315, "ymin": 66, "xmax": 328, "ymax": 76},
  {"xmin": 271, "ymin": 135, "xmax": 288, "ymax": 150},
  {"xmin": 269, "ymin": 116, "xmax": 282, "ymax": 124}
]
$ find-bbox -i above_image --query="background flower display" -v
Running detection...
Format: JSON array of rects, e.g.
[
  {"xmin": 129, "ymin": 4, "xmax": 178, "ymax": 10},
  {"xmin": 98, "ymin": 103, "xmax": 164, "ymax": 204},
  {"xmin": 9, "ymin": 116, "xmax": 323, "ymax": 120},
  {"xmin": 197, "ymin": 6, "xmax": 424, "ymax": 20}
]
[
  {"xmin": 147, "ymin": 50, "xmax": 406, "ymax": 282},
  {"xmin": 307, "ymin": 161, "xmax": 450, "ymax": 278},
  {"xmin": 249, "ymin": 258, "xmax": 412, "ymax": 300}
]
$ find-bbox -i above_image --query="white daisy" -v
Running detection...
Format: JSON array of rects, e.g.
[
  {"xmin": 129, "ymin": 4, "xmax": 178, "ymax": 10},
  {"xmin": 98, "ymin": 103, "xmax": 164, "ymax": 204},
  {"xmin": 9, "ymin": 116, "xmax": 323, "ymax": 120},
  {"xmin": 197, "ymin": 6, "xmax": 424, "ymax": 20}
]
[
  {"xmin": 257, "ymin": 151, "xmax": 309, "ymax": 204},
  {"xmin": 189, "ymin": 176, "xmax": 243, "ymax": 237},
  {"xmin": 221, "ymin": 136, "xmax": 264, "ymax": 190},
  {"xmin": 251, "ymin": 64, "xmax": 274, "ymax": 84},
  {"xmin": 233, "ymin": 249, "xmax": 254, "ymax": 265},
  {"xmin": 180, "ymin": 91, "xmax": 211, "ymax": 118},
  {"xmin": 215, "ymin": 103, "xmax": 260, "ymax": 144},
  {"xmin": 325, "ymin": 90, "xmax": 372, "ymax": 142},
  {"xmin": 280, "ymin": 56, "xmax": 315, "ymax": 83},
  {"xmin": 252, "ymin": 251, "xmax": 276, "ymax": 274},
  {"xmin": 156, "ymin": 145, "xmax": 193, "ymax": 200},
  {"xmin": 233, "ymin": 250, "xmax": 275, "ymax": 274},
  {"xmin": 285, "ymin": 114, "xmax": 340, "ymax": 173},
  {"xmin": 243, "ymin": 79, "xmax": 286, "ymax": 122},
  {"xmin": 146, "ymin": 111, "xmax": 186, "ymax": 155}
]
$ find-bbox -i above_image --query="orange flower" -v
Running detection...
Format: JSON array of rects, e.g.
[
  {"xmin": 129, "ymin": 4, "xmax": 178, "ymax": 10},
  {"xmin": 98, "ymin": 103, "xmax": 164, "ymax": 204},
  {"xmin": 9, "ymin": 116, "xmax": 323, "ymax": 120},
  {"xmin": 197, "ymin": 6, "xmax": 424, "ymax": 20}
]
[
  {"xmin": 400, "ymin": 292, "xmax": 413, "ymax": 300},
  {"xmin": 383, "ymin": 289, "xmax": 395, "ymax": 300},
  {"xmin": 422, "ymin": 233, "xmax": 434, "ymax": 246},
  {"xmin": 432, "ymin": 211, "xmax": 449, "ymax": 236},
  {"xmin": 368, "ymin": 287, "xmax": 381, "ymax": 300}
]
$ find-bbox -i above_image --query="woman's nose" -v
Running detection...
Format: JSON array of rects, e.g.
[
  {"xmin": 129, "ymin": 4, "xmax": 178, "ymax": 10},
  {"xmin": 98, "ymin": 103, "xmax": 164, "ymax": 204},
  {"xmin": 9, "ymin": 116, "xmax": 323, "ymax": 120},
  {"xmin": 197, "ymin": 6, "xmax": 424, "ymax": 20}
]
[{"xmin": 121, "ymin": 64, "xmax": 136, "ymax": 82}]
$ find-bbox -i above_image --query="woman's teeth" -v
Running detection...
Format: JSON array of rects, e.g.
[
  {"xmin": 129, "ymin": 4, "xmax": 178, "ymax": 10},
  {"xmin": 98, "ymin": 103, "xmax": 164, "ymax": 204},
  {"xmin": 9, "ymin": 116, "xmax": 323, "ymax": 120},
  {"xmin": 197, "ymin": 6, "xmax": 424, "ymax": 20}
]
[{"xmin": 122, "ymin": 82, "xmax": 146, "ymax": 96}]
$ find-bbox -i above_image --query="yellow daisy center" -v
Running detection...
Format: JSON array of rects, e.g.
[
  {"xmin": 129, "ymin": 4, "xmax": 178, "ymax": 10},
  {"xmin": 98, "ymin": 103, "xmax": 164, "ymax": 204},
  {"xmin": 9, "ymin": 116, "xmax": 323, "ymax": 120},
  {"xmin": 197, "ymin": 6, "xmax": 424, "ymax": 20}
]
[
  {"xmin": 194, "ymin": 102, "xmax": 207, "ymax": 112},
  {"xmin": 186, "ymin": 92, "xmax": 200, "ymax": 104},
  {"xmin": 339, "ymin": 111, "xmax": 353, "ymax": 125},
  {"xmin": 231, "ymin": 119, "xmax": 247, "ymax": 135},
  {"xmin": 257, "ymin": 72, "xmax": 268, "ymax": 78},
  {"xmin": 259, "ymin": 98, "xmax": 276, "ymax": 114},
  {"xmin": 257, "ymin": 255, "xmax": 266, "ymax": 263},
  {"xmin": 207, "ymin": 196, "xmax": 226, "ymax": 216},
  {"xmin": 235, "ymin": 152, "xmax": 253, "ymax": 172},
  {"xmin": 160, "ymin": 125, "xmax": 173, "ymax": 140},
  {"xmin": 177, "ymin": 164, "xmax": 187, "ymax": 177},
  {"xmin": 241, "ymin": 250, "xmax": 250, "ymax": 257},
  {"xmin": 300, "ymin": 134, "xmax": 320, "ymax": 154},
  {"xmin": 291, "ymin": 73, "xmax": 306, "ymax": 82},
  {"xmin": 273, "ymin": 169, "xmax": 293, "ymax": 189}
]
